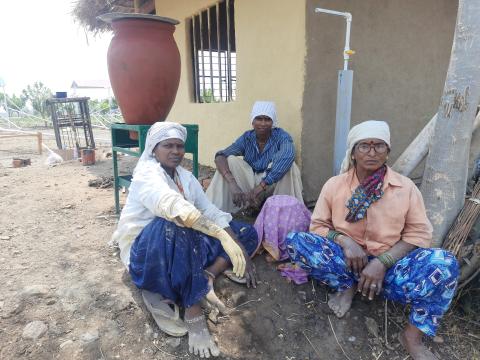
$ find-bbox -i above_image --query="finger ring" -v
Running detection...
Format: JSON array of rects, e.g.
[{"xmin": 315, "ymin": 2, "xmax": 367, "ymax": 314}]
[{"xmin": 370, "ymin": 284, "xmax": 377, "ymax": 288}]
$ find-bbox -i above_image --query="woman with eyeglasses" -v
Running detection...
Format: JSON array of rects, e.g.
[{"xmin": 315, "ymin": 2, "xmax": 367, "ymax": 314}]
[{"xmin": 286, "ymin": 120, "xmax": 458, "ymax": 360}]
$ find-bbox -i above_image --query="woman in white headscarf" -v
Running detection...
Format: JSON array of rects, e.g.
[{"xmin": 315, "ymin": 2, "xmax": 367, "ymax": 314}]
[
  {"xmin": 206, "ymin": 100, "xmax": 303, "ymax": 214},
  {"xmin": 286, "ymin": 120, "xmax": 458, "ymax": 360},
  {"xmin": 111, "ymin": 122, "xmax": 258, "ymax": 358}
]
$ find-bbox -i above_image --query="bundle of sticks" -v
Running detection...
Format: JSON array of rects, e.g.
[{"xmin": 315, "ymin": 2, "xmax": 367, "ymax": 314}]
[{"xmin": 444, "ymin": 180, "xmax": 480, "ymax": 257}]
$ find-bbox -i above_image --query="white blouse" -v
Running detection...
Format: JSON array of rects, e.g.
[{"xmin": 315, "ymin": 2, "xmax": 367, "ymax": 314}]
[{"xmin": 111, "ymin": 161, "xmax": 232, "ymax": 266}]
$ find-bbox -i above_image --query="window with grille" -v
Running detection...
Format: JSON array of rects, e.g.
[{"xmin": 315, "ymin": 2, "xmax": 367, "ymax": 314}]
[{"xmin": 189, "ymin": 0, "xmax": 236, "ymax": 103}]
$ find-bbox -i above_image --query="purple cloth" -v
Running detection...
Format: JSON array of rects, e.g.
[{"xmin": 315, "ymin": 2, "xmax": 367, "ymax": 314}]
[
  {"xmin": 277, "ymin": 263, "xmax": 309, "ymax": 285},
  {"xmin": 254, "ymin": 195, "xmax": 312, "ymax": 261}
]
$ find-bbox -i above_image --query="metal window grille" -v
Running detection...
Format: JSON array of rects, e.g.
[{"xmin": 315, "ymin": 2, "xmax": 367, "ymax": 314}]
[{"xmin": 189, "ymin": 0, "xmax": 236, "ymax": 103}]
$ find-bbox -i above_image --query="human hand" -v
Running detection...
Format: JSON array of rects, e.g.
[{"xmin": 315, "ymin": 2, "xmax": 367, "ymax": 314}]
[
  {"xmin": 246, "ymin": 185, "xmax": 264, "ymax": 207},
  {"xmin": 244, "ymin": 256, "xmax": 258, "ymax": 288},
  {"xmin": 357, "ymin": 258, "xmax": 386, "ymax": 300},
  {"xmin": 228, "ymin": 182, "xmax": 247, "ymax": 208},
  {"xmin": 337, "ymin": 235, "xmax": 368, "ymax": 276},
  {"xmin": 217, "ymin": 231, "xmax": 246, "ymax": 277}
]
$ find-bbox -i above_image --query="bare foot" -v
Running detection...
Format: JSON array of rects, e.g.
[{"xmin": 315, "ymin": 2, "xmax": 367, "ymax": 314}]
[
  {"xmin": 327, "ymin": 287, "xmax": 356, "ymax": 318},
  {"xmin": 399, "ymin": 324, "xmax": 438, "ymax": 360},
  {"xmin": 184, "ymin": 314, "xmax": 220, "ymax": 358}
]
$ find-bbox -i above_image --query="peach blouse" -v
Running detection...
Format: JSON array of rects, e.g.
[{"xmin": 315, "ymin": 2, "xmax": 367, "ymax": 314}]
[{"xmin": 310, "ymin": 167, "xmax": 432, "ymax": 256}]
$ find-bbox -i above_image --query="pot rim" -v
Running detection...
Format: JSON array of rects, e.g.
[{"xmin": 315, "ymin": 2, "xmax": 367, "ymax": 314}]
[{"xmin": 97, "ymin": 12, "xmax": 180, "ymax": 26}]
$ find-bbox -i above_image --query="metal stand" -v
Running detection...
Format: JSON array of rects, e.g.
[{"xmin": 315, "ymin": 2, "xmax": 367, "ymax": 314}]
[{"xmin": 46, "ymin": 97, "xmax": 95, "ymax": 150}]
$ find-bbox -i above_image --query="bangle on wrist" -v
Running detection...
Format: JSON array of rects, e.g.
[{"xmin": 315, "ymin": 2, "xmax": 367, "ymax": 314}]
[
  {"xmin": 327, "ymin": 230, "xmax": 342, "ymax": 242},
  {"xmin": 377, "ymin": 252, "xmax": 396, "ymax": 268}
]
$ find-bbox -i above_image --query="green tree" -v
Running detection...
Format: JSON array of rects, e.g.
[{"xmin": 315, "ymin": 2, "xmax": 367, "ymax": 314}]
[
  {"xmin": 8, "ymin": 94, "xmax": 26, "ymax": 111},
  {"xmin": 21, "ymin": 82, "xmax": 52, "ymax": 118}
]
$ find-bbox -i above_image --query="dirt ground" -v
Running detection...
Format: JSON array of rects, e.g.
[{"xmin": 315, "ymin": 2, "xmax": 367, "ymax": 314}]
[{"xmin": 1, "ymin": 131, "xmax": 479, "ymax": 360}]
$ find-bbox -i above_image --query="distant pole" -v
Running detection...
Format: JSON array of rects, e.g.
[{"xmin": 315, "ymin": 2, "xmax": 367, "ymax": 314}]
[{"xmin": 0, "ymin": 80, "xmax": 10, "ymax": 128}]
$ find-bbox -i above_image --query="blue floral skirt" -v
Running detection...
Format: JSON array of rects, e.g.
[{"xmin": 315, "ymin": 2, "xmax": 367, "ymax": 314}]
[
  {"xmin": 129, "ymin": 218, "xmax": 258, "ymax": 308},
  {"xmin": 286, "ymin": 232, "xmax": 459, "ymax": 337}
]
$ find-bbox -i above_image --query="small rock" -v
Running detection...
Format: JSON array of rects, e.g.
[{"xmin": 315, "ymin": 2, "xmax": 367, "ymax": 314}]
[
  {"xmin": 0, "ymin": 236, "xmax": 10, "ymax": 240},
  {"xmin": 433, "ymin": 336, "xmax": 444, "ymax": 344},
  {"xmin": 46, "ymin": 299, "xmax": 56, "ymax": 305},
  {"xmin": 144, "ymin": 323, "xmax": 153, "ymax": 339},
  {"xmin": 208, "ymin": 307, "xmax": 220, "ymax": 324},
  {"xmin": 348, "ymin": 336, "xmax": 356, "ymax": 342},
  {"xmin": 80, "ymin": 330, "xmax": 99, "ymax": 344},
  {"xmin": 297, "ymin": 291, "xmax": 307, "ymax": 301},
  {"xmin": 60, "ymin": 340, "xmax": 74, "ymax": 349},
  {"xmin": 166, "ymin": 337, "xmax": 181, "ymax": 348},
  {"xmin": 365, "ymin": 317, "xmax": 379, "ymax": 338},
  {"xmin": 278, "ymin": 333, "xmax": 284, "ymax": 339},
  {"xmin": 142, "ymin": 347, "xmax": 155, "ymax": 355},
  {"xmin": 22, "ymin": 321, "xmax": 48, "ymax": 340},
  {"xmin": 20, "ymin": 285, "xmax": 49, "ymax": 298},
  {"xmin": 153, "ymin": 332, "xmax": 159, "ymax": 339},
  {"xmin": 1, "ymin": 298, "xmax": 24, "ymax": 318}
]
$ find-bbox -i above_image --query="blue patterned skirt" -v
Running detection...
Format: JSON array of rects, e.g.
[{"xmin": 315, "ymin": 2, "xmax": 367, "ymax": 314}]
[
  {"xmin": 286, "ymin": 232, "xmax": 459, "ymax": 337},
  {"xmin": 129, "ymin": 218, "xmax": 258, "ymax": 308}
]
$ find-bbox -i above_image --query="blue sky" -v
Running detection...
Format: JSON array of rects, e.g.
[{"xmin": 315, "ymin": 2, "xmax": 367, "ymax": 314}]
[{"xmin": 0, "ymin": 0, "xmax": 112, "ymax": 95}]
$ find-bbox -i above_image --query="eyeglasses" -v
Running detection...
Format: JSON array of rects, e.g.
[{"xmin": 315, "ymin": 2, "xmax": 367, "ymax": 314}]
[{"xmin": 356, "ymin": 142, "xmax": 389, "ymax": 154}]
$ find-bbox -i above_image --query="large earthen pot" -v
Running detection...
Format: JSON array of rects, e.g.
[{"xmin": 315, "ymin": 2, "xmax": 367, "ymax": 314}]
[{"xmin": 99, "ymin": 13, "xmax": 181, "ymax": 130}]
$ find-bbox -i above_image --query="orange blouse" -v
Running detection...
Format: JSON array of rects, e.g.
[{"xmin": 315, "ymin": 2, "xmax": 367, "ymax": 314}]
[{"xmin": 310, "ymin": 166, "xmax": 432, "ymax": 256}]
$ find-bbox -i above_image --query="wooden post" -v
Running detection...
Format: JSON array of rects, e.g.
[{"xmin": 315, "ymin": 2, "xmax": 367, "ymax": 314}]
[
  {"xmin": 134, "ymin": 0, "xmax": 140, "ymax": 13},
  {"xmin": 37, "ymin": 132, "xmax": 42, "ymax": 154}
]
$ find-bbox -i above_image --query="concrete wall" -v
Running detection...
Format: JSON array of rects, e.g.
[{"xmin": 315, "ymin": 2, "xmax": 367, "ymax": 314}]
[
  {"xmin": 302, "ymin": 0, "xmax": 457, "ymax": 204},
  {"xmin": 155, "ymin": 0, "xmax": 306, "ymax": 167}
]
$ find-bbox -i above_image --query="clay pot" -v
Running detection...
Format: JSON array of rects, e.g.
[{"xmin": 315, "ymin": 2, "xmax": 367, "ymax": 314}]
[{"xmin": 99, "ymin": 13, "xmax": 181, "ymax": 127}]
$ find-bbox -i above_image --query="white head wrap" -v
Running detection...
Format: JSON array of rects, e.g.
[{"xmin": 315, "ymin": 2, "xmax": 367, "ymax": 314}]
[
  {"xmin": 250, "ymin": 101, "xmax": 278, "ymax": 127},
  {"xmin": 340, "ymin": 120, "xmax": 391, "ymax": 174},
  {"xmin": 134, "ymin": 121, "xmax": 187, "ymax": 175}
]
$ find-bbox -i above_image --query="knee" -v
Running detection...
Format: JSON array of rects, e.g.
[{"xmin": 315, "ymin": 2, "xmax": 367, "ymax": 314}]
[
  {"xmin": 412, "ymin": 248, "xmax": 460, "ymax": 279},
  {"xmin": 227, "ymin": 155, "xmax": 242, "ymax": 166}
]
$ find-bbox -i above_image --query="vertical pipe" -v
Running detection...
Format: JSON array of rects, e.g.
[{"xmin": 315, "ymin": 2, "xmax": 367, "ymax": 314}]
[
  {"xmin": 226, "ymin": 0, "xmax": 232, "ymax": 101},
  {"xmin": 343, "ymin": 17, "xmax": 352, "ymax": 70},
  {"xmin": 37, "ymin": 132, "xmax": 42, "ymax": 154},
  {"xmin": 207, "ymin": 9, "xmax": 214, "ymax": 101},
  {"xmin": 199, "ymin": 12, "xmax": 206, "ymax": 101},
  {"xmin": 333, "ymin": 70, "xmax": 353, "ymax": 174},
  {"xmin": 216, "ymin": 3, "xmax": 223, "ymax": 101},
  {"xmin": 192, "ymin": 17, "xmax": 200, "ymax": 102}
]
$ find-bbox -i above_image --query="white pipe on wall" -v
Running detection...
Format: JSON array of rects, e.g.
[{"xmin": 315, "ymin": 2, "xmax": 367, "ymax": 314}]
[{"xmin": 314, "ymin": 8, "xmax": 353, "ymax": 70}]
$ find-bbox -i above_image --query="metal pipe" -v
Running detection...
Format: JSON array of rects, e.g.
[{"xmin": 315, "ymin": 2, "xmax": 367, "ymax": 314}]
[{"xmin": 314, "ymin": 8, "xmax": 353, "ymax": 70}]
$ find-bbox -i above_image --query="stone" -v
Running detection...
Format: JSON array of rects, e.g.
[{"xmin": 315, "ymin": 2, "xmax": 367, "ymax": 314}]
[
  {"xmin": 0, "ymin": 236, "xmax": 10, "ymax": 240},
  {"xmin": 348, "ymin": 336, "xmax": 356, "ymax": 342},
  {"xmin": 166, "ymin": 337, "xmax": 181, "ymax": 348},
  {"xmin": 60, "ymin": 340, "xmax": 74, "ymax": 349},
  {"xmin": 80, "ymin": 330, "xmax": 99, "ymax": 344},
  {"xmin": 433, "ymin": 336, "xmax": 444, "ymax": 344},
  {"xmin": 365, "ymin": 317, "xmax": 379, "ymax": 338},
  {"xmin": 20, "ymin": 285, "xmax": 49, "ymax": 298},
  {"xmin": 46, "ymin": 299, "xmax": 56, "ymax": 305},
  {"xmin": 22, "ymin": 321, "xmax": 47, "ymax": 340}
]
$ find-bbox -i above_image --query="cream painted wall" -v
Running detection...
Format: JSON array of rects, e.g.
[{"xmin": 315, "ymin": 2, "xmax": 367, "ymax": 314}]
[{"xmin": 155, "ymin": 0, "xmax": 306, "ymax": 167}]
